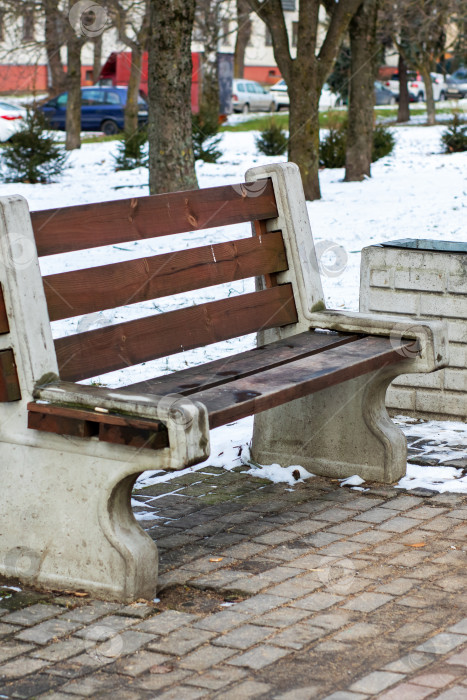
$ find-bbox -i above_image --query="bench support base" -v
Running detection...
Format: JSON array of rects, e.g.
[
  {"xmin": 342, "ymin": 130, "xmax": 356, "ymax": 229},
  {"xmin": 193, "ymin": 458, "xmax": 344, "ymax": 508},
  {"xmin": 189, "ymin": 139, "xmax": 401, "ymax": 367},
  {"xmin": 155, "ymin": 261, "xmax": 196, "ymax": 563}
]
[
  {"xmin": 0, "ymin": 444, "xmax": 158, "ymax": 602},
  {"xmin": 252, "ymin": 368, "xmax": 406, "ymax": 484}
]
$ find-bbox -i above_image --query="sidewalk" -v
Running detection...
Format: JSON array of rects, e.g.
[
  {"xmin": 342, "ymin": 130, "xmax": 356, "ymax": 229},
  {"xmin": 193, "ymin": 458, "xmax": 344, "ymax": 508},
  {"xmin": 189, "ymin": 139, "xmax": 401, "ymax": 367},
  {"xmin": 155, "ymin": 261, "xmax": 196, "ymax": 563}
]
[{"xmin": 1, "ymin": 434, "xmax": 467, "ymax": 699}]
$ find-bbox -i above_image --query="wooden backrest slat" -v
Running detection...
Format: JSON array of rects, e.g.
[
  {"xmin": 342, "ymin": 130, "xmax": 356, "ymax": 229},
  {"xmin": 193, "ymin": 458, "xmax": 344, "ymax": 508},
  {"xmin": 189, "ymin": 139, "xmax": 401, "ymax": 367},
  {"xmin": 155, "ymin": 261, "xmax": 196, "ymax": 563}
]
[
  {"xmin": 32, "ymin": 179, "xmax": 277, "ymax": 256},
  {"xmin": 0, "ymin": 285, "xmax": 9, "ymax": 334},
  {"xmin": 43, "ymin": 231, "xmax": 287, "ymax": 322},
  {"xmin": 55, "ymin": 285, "xmax": 298, "ymax": 382}
]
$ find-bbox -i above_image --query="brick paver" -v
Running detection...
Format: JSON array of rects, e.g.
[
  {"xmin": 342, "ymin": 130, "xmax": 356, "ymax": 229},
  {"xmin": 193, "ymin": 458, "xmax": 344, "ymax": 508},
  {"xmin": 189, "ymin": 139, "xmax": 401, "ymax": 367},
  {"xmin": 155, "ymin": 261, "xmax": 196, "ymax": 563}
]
[{"xmin": 1, "ymin": 438, "xmax": 467, "ymax": 699}]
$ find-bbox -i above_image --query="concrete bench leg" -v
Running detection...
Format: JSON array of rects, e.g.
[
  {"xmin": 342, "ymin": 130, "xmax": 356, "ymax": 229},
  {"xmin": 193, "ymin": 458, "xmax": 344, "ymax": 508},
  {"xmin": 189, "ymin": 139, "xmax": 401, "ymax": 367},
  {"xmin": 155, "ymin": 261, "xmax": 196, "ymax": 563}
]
[
  {"xmin": 251, "ymin": 366, "xmax": 407, "ymax": 484},
  {"xmin": 0, "ymin": 445, "xmax": 158, "ymax": 601}
]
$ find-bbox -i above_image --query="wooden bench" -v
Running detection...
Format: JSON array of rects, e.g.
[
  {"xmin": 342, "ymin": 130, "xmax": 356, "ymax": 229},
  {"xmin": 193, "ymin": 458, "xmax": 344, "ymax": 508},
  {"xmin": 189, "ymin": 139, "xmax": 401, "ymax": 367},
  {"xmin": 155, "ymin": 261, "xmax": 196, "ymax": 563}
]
[{"xmin": 0, "ymin": 163, "xmax": 447, "ymax": 601}]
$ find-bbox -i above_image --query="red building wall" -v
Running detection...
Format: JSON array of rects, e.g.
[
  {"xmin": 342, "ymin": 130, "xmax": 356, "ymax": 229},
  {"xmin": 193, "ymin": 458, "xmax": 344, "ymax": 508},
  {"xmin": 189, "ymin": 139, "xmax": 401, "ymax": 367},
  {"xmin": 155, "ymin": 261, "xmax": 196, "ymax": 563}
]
[{"xmin": 0, "ymin": 64, "xmax": 93, "ymax": 94}]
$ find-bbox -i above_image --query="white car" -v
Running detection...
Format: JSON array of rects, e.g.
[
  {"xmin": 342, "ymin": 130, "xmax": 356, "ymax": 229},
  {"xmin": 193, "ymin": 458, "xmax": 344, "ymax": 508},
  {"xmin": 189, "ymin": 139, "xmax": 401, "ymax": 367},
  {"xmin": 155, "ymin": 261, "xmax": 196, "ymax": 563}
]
[
  {"xmin": 383, "ymin": 72, "xmax": 448, "ymax": 102},
  {"xmin": 268, "ymin": 79, "xmax": 340, "ymax": 111},
  {"xmin": 231, "ymin": 79, "xmax": 276, "ymax": 113},
  {"xmin": 0, "ymin": 101, "xmax": 26, "ymax": 141}
]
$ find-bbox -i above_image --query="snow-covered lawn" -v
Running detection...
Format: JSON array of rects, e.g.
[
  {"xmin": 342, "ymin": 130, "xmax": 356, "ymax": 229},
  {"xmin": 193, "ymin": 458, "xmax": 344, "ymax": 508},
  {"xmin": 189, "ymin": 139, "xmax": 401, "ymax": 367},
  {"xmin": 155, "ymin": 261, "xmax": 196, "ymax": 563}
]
[{"xmin": 1, "ymin": 122, "xmax": 466, "ymax": 492}]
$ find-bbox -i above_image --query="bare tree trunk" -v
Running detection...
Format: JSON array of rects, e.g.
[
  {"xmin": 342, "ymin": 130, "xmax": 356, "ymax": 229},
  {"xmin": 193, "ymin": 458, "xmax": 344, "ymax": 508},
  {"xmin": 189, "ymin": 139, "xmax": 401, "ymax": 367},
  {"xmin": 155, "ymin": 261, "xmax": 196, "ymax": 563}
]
[
  {"xmin": 397, "ymin": 52, "xmax": 410, "ymax": 122},
  {"xmin": 124, "ymin": 47, "xmax": 143, "ymax": 132},
  {"xmin": 234, "ymin": 0, "xmax": 251, "ymax": 78},
  {"xmin": 345, "ymin": 0, "xmax": 378, "ymax": 181},
  {"xmin": 44, "ymin": 0, "xmax": 67, "ymax": 96},
  {"xmin": 148, "ymin": 0, "xmax": 198, "ymax": 193},
  {"xmin": 288, "ymin": 81, "xmax": 321, "ymax": 200},
  {"xmin": 419, "ymin": 63, "xmax": 436, "ymax": 125},
  {"xmin": 93, "ymin": 35, "xmax": 103, "ymax": 83},
  {"xmin": 66, "ymin": 33, "xmax": 82, "ymax": 150},
  {"xmin": 198, "ymin": 0, "xmax": 220, "ymax": 117}
]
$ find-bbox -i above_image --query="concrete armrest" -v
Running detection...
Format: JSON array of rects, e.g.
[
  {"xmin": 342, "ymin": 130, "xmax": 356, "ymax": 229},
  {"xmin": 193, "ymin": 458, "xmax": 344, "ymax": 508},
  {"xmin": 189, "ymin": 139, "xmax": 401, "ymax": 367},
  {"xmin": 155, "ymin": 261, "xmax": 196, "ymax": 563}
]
[
  {"xmin": 307, "ymin": 310, "xmax": 449, "ymax": 374},
  {"xmin": 33, "ymin": 379, "xmax": 211, "ymax": 469}
]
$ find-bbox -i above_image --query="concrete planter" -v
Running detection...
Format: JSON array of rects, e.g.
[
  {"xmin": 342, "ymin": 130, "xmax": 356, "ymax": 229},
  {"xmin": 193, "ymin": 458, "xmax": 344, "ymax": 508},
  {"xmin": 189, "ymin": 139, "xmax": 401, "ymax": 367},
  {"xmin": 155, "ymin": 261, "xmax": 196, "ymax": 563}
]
[{"xmin": 360, "ymin": 239, "xmax": 467, "ymax": 421}]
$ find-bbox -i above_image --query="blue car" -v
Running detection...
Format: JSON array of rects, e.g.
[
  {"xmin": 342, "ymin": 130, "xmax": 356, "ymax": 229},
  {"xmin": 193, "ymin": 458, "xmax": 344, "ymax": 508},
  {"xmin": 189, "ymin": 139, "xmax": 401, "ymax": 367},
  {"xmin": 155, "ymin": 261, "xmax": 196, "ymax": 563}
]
[{"xmin": 39, "ymin": 86, "xmax": 148, "ymax": 135}]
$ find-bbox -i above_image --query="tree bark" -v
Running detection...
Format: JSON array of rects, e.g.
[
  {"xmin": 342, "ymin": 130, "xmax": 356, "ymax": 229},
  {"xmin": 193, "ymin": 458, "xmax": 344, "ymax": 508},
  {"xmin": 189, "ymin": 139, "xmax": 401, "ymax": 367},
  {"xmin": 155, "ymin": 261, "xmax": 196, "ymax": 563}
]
[
  {"xmin": 234, "ymin": 0, "xmax": 252, "ymax": 78},
  {"xmin": 419, "ymin": 63, "xmax": 436, "ymax": 125},
  {"xmin": 345, "ymin": 0, "xmax": 378, "ymax": 182},
  {"xmin": 44, "ymin": 0, "xmax": 67, "ymax": 96},
  {"xmin": 198, "ymin": 0, "xmax": 220, "ymax": 117},
  {"xmin": 397, "ymin": 52, "xmax": 410, "ymax": 122},
  {"xmin": 148, "ymin": 0, "xmax": 198, "ymax": 193},
  {"xmin": 124, "ymin": 46, "xmax": 143, "ymax": 132},
  {"xmin": 247, "ymin": 0, "xmax": 363, "ymax": 200},
  {"xmin": 288, "ymin": 78, "xmax": 321, "ymax": 200},
  {"xmin": 93, "ymin": 34, "xmax": 103, "ymax": 83},
  {"xmin": 65, "ymin": 32, "xmax": 82, "ymax": 150}
]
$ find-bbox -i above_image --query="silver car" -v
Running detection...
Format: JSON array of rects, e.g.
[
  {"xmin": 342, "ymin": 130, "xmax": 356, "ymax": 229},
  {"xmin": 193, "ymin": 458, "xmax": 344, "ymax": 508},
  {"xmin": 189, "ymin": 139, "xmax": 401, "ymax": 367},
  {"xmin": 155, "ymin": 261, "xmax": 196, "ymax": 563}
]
[{"xmin": 232, "ymin": 79, "xmax": 276, "ymax": 113}]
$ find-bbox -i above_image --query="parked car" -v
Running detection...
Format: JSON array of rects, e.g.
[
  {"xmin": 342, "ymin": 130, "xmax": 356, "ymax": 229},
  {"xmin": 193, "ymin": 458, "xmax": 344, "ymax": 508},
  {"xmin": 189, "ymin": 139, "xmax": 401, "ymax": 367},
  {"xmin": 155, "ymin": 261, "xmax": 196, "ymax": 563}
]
[
  {"xmin": 446, "ymin": 68, "xmax": 467, "ymax": 99},
  {"xmin": 231, "ymin": 79, "xmax": 276, "ymax": 113},
  {"xmin": 374, "ymin": 80, "xmax": 396, "ymax": 105},
  {"xmin": 269, "ymin": 79, "xmax": 289, "ymax": 111},
  {"xmin": 38, "ymin": 86, "xmax": 148, "ymax": 135},
  {"xmin": 0, "ymin": 101, "xmax": 26, "ymax": 141},
  {"xmin": 384, "ymin": 72, "xmax": 447, "ymax": 102},
  {"xmin": 268, "ymin": 79, "xmax": 340, "ymax": 111}
]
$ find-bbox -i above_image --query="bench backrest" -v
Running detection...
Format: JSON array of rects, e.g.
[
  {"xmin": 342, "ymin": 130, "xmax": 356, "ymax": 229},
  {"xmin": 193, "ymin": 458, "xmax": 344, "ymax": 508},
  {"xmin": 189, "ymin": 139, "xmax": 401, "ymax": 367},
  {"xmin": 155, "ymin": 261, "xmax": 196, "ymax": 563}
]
[{"xmin": 0, "ymin": 163, "xmax": 324, "ymax": 407}]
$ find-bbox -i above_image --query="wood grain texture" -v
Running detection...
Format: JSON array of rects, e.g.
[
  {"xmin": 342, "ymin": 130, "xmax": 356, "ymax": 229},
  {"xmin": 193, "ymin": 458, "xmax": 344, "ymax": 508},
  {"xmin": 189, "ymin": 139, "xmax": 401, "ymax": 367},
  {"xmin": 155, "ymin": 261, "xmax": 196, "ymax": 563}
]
[
  {"xmin": 0, "ymin": 285, "xmax": 9, "ymax": 334},
  {"xmin": 28, "ymin": 401, "xmax": 169, "ymax": 448},
  {"xmin": 43, "ymin": 231, "xmax": 288, "ymax": 321},
  {"xmin": 32, "ymin": 179, "xmax": 277, "ymax": 256},
  {"xmin": 190, "ymin": 336, "xmax": 416, "ymax": 428},
  {"xmin": 126, "ymin": 331, "xmax": 360, "ymax": 396},
  {"xmin": 55, "ymin": 285, "xmax": 298, "ymax": 382},
  {"xmin": 0, "ymin": 349, "xmax": 21, "ymax": 402}
]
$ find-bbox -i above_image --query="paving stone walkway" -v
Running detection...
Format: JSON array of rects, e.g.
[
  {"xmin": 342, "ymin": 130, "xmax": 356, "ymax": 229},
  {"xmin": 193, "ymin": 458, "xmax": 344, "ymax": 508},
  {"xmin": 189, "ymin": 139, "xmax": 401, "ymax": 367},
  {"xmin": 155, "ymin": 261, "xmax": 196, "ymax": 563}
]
[{"xmin": 1, "ymin": 433, "xmax": 467, "ymax": 699}]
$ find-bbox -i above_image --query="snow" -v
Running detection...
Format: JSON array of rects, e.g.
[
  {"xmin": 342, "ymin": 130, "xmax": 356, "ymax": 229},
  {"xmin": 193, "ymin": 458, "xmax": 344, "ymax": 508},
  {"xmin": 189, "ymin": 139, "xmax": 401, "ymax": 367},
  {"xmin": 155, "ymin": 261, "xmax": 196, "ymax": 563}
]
[{"xmin": 1, "ymin": 118, "xmax": 466, "ymax": 493}]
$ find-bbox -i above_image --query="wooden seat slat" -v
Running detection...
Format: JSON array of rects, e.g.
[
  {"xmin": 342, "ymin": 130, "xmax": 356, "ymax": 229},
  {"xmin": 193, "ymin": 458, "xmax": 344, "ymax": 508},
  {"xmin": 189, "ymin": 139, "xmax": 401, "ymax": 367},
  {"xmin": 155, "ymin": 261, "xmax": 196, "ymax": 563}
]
[
  {"xmin": 31, "ymin": 179, "xmax": 277, "ymax": 257},
  {"xmin": 125, "ymin": 330, "xmax": 361, "ymax": 396},
  {"xmin": 190, "ymin": 336, "xmax": 415, "ymax": 429},
  {"xmin": 55, "ymin": 284, "xmax": 298, "ymax": 382},
  {"xmin": 43, "ymin": 231, "xmax": 287, "ymax": 322}
]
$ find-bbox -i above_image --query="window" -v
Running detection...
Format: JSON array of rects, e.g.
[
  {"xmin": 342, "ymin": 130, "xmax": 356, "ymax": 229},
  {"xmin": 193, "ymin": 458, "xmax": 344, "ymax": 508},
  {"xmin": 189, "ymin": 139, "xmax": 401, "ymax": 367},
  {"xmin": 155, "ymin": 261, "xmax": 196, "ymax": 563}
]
[
  {"xmin": 81, "ymin": 89, "xmax": 106, "ymax": 105},
  {"xmin": 236, "ymin": 82, "xmax": 245, "ymax": 92},
  {"xmin": 281, "ymin": 0, "xmax": 296, "ymax": 10},
  {"xmin": 265, "ymin": 27, "xmax": 273, "ymax": 46},
  {"xmin": 106, "ymin": 91, "xmax": 121, "ymax": 105},
  {"xmin": 85, "ymin": 70, "xmax": 93, "ymax": 82},
  {"xmin": 57, "ymin": 93, "xmax": 68, "ymax": 107},
  {"xmin": 246, "ymin": 83, "xmax": 256, "ymax": 93},
  {"xmin": 292, "ymin": 21, "xmax": 298, "ymax": 47},
  {"xmin": 22, "ymin": 5, "xmax": 35, "ymax": 42}
]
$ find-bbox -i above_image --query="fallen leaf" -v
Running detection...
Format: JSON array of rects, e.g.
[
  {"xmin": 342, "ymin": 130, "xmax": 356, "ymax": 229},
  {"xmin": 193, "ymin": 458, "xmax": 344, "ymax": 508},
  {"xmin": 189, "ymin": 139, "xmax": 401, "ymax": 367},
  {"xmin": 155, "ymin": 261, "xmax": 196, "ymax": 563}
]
[
  {"xmin": 209, "ymin": 557, "xmax": 224, "ymax": 562},
  {"xmin": 404, "ymin": 543, "xmax": 426, "ymax": 548}
]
